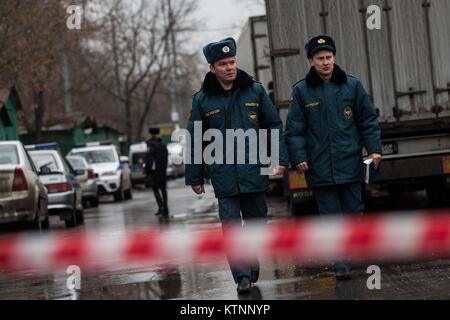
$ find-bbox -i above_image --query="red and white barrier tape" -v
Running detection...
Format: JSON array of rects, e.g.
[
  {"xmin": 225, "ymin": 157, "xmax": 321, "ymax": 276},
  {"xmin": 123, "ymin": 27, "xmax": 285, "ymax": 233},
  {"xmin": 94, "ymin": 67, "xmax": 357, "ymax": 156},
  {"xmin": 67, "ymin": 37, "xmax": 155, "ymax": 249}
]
[{"xmin": 1, "ymin": 211, "xmax": 450, "ymax": 273}]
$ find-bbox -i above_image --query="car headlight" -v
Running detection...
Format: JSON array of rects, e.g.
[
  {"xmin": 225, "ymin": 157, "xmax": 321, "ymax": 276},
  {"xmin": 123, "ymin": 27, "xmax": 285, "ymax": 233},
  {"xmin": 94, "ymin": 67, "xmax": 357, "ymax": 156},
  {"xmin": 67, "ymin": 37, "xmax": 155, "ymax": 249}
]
[{"xmin": 102, "ymin": 171, "xmax": 119, "ymax": 176}]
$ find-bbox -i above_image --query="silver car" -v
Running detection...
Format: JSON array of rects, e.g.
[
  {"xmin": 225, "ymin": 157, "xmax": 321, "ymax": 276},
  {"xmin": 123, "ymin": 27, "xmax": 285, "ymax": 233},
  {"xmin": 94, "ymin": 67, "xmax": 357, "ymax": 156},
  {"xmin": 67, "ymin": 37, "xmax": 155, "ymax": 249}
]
[
  {"xmin": 0, "ymin": 141, "xmax": 49, "ymax": 230},
  {"xmin": 67, "ymin": 156, "xmax": 99, "ymax": 208},
  {"xmin": 27, "ymin": 145, "xmax": 84, "ymax": 228}
]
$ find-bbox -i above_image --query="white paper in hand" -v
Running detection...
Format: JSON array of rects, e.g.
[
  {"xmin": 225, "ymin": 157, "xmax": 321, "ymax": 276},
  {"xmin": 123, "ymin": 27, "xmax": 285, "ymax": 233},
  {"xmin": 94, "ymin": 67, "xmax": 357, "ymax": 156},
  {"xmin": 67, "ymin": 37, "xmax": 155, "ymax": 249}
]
[{"xmin": 364, "ymin": 159, "xmax": 379, "ymax": 184}]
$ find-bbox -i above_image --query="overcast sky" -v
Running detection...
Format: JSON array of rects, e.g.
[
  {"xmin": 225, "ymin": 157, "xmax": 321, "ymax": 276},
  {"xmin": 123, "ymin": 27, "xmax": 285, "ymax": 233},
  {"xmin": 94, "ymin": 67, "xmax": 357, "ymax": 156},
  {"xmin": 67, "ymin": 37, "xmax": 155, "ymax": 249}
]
[{"xmin": 190, "ymin": 0, "xmax": 265, "ymax": 55}]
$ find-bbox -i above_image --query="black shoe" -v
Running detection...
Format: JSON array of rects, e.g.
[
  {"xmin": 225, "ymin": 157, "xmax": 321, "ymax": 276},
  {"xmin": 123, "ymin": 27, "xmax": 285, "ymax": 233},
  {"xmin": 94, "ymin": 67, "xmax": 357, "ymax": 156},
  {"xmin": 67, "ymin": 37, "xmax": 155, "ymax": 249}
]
[
  {"xmin": 236, "ymin": 276, "xmax": 251, "ymax": 294},
  {"xmin": 251, "ymin": 263, "xmax": 260, "ymax": 283}
]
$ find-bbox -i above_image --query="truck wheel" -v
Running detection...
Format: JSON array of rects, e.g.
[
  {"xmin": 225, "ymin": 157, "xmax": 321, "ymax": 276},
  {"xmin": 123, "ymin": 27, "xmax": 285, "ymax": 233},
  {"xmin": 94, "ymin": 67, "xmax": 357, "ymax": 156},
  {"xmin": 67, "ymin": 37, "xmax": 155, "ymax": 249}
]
[
  {"xmin": 387, "ymin": 184, "xmax": 405, "ymax": 196},
  {"xmin": 426, "ymin": 177, "xmax": 447, "ymax": 206},
  {"xmin": 291, "ymin": 200, "xmax": 318, "ymax": 216}
]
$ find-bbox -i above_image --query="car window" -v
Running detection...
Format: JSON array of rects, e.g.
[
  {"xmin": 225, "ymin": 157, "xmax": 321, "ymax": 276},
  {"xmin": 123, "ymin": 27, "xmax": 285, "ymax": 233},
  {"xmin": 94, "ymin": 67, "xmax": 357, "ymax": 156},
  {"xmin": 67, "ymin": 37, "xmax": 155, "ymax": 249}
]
[
  {"xmin": 23, "ymin": 149, "xmax": 36, "ymax": 172},
  {"xmin": 67, "ymin": 157, "xmax": 86, "ymax": 170},
  {"xmin": 73, "ymin": 150, "xmax": 116, "ymax": 164},
  {"xmin": 168, "ymin": 144, "xmax": 183, "ymax": 155},
  {"xmin": 0, "ymin": 145, "xmax": 19, "ymax": 164},
  {"xmin": 30, "ymin": 153, "xmax": 61, "ymax": 172},
  {"xmin": 132, "ymin": 152, "xmax": 147, "ymax": 165},
  {"xmin": 61, "ymin": 156, "xmax": 74, "ymax": 174}
]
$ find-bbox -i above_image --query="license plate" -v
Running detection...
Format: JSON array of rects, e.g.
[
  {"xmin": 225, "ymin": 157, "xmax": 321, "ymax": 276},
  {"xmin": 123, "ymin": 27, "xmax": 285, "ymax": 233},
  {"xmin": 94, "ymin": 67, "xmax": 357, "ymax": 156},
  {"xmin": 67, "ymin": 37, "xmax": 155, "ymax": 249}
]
[
  {"xmin": 443, "ymin": 156, "xmax": 450, "ymax": 174},
  {"xmin": 292, "ymin": 190, "xmax": 314, "ymax": 200},
  {"xmin": 0, "ymin": 178, "xmax": 10, "ymax": 192}
]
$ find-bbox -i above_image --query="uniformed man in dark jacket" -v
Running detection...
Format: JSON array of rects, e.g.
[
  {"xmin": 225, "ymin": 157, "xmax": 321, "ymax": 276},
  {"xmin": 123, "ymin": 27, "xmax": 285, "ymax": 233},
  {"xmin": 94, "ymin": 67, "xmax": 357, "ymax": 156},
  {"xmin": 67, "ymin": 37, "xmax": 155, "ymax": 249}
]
[
  {"xmin": 185, "ymin": 37, "xmax": 289, "ymax": 294},
  {"xmin": 285, "ymin": 34, "xmax": 382, "ymax": 279},
  {"xmin": 146, "ymin": 127, "xmax": 169, "ymax": 217}
]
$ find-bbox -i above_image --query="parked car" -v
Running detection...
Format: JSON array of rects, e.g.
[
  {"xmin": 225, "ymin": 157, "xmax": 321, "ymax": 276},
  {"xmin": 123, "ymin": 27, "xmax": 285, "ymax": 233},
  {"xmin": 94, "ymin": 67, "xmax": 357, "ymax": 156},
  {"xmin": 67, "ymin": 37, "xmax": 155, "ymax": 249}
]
[
  {"xmin": 66, "ymin": 155, "xmax": 99, "ymax": 208},
  {"xmin": 68, "ymin": 142, "xmax": 132, "ymax": 201},
  {"xmin": 129, "ymin": 142, "xmax": 148, "ymax": 188},
  {"xmin": 167, "ymin": 142, "xmax": 185, "ymax": 179},
  {"xmin": 27, "ymin": 143, "xmax": 84, "ymax": 228},
  {"xmin": 0, "ymin": 141, "xmax": 49, "ymax": 230}
]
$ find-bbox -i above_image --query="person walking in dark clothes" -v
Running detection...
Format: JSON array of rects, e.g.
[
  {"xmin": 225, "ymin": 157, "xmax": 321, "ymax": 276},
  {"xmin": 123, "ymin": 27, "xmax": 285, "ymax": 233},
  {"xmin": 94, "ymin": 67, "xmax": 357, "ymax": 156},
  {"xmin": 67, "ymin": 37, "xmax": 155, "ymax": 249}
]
[{"xmin": 145, "ymin": 127, "xmax": 169, "ymax": 217}]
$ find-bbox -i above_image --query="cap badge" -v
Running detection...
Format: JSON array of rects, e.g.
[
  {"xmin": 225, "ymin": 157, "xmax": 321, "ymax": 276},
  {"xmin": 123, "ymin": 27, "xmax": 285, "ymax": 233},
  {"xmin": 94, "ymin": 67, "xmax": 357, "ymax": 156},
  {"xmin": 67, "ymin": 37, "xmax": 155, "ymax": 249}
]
[
  {"xmin": 318, "ymin": 38, "xmax": 326, "ymax": 44},
  {"xmin": 248, "ymin": 111, "xmax": 258, "ymax": 123},
  {"xmin": 222, "ymin": 46, "xmax": 230, "ymax": 53}
]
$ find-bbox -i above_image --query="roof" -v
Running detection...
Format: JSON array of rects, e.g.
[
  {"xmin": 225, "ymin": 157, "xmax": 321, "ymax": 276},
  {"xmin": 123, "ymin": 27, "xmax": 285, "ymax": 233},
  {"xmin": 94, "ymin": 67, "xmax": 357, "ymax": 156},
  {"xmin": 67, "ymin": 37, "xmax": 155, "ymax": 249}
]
[
  {"xmin": 27, "ymin": 149, "xmax": 59, "ymax": 155},
  {"xmin": 0, "ymin": 140, "xmax": 22, "ymax": 146},
  {"xmin": 0, "ymin": 87, "xmax": 22, "ymax": 110},
  {"xmin": 0, "ymin": 89, "xmax": 10, "ymax": 106},
  {"xmin": 70, "ymin": 145, "xmax": 117, "ymax": 153}
]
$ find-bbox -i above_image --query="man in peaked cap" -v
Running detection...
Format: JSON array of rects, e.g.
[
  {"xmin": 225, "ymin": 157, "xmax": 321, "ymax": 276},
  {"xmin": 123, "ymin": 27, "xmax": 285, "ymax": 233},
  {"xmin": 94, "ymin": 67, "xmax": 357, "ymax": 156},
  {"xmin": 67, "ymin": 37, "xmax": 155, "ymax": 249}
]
[
  {"xmin": 145, "ymin": 127, "xmax": 169, "ymax": 217},
  {"xmin": 185, "ymin": 37, "xmax": 289, "ymax": 294},
  {"xmin": 285, "ymin": 34, "xmax": 382, "ymax": 279}
]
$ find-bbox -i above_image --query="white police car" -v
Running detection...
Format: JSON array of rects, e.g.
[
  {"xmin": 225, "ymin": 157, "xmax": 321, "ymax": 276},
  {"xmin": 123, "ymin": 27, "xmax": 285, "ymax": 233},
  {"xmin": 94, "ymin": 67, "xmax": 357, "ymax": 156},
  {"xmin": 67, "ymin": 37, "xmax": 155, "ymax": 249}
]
[{"xmin": 68, "ymin": 142, "xmax": 132, "ymax": 202}]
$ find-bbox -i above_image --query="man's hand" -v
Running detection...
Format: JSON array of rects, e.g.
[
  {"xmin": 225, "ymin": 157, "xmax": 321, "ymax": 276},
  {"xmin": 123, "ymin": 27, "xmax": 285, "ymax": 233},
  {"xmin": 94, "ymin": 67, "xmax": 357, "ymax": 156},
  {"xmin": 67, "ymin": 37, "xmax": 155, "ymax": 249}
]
[
  {"xmin": 296, "ymin": 162, "xmax": 309, "ymax": 173},
  {"xmin": 272, "ymin": 166, "xmax": 286, "ymax": 176},
  {"xmin": 191, "ymin": 185, "xmax": 205, "ymax": 195},
  {"xmin": 368, "ymin": 153, "xmax": 382, "ymax": 170}
]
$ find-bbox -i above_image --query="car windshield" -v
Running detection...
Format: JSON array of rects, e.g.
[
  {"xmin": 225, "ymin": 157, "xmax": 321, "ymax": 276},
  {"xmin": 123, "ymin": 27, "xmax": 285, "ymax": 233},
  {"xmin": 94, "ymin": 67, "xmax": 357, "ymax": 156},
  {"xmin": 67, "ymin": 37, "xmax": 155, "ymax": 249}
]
[
  {"xmin": 0, "ymin": 145, "xmax": 19, "ymax": 165},
  {"xmin": 67, "ymin": 157, "xmax": 86, "ymax": 170},
  {"xmin": 30, "ymin": 153, "xmax": 60, "ymax": 172},
  {"xmin": 132, "ymin": 152, "xmax": 147, "ymax": 165},
  {"xmin": 74, "ymin": 150, "xmax": 115, "ymax": 164},
  {"xmin": 168, "ymin": 144, "xmax": 182, "ymax": 154}
]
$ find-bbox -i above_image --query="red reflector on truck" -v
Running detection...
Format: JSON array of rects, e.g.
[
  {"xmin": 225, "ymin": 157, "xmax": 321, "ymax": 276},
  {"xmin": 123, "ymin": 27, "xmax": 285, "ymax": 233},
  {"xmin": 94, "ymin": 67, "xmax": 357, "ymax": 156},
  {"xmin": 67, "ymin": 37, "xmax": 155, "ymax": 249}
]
[
  {"xmin": 289, "ymin": 171, "xmax": 308, "ymax": 190},
  {"xmin": 443, "ymin": 157, "xmax": 450, "ymax": 174}
]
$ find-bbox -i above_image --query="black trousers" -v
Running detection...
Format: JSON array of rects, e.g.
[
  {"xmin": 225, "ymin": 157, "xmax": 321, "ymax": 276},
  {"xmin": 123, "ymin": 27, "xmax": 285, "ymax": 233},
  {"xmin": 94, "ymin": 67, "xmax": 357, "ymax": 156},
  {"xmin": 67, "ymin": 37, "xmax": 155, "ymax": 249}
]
[
  {"xmin": 153, "ymin": 185, "xmax": 168, "ymax": 214},
  {"xmin": 147, "ymin": 174, "xmax": 168, "ymax": 214}
]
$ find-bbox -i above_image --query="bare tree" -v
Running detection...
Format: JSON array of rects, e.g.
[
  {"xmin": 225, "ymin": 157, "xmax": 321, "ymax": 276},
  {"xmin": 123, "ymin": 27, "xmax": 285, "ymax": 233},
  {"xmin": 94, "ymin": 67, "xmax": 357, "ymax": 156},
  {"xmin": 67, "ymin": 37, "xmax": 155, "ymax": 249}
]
[
  {"xmin": 0, "ymin": 0, "xmax": 88, "ymax": 143},
  {"xmin": 133, "ymin": 0, "xmax": 198, "ymax": 141},
  {"xmin": 0, "ymin": 0, "xmax": 200, "ymax": 143},
  {"xmin": 85, "ymin": 0, "xmax": 197, "ymax": 143}
]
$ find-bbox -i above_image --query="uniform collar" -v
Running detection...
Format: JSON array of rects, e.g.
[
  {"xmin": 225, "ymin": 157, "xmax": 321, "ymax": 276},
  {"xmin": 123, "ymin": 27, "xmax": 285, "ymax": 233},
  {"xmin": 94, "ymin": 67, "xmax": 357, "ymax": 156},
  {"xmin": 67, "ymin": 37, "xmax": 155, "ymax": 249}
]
[
  {"xmin": 202, "ymin": 69, "xmax": 254, "ymax": 95},
  {"xmin": 305, "ymin": 64, "xmax": 348, "ymax": 88}
]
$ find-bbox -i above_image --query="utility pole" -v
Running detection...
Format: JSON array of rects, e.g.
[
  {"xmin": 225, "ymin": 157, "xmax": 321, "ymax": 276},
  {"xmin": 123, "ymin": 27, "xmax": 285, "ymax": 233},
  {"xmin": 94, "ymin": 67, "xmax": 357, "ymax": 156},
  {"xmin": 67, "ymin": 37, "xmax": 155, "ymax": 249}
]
[
  {"xmin": 62, "ymin": 51, "xmax": 72, "ymax": 113},
  {"xmin": 168, "ymin": 0, "xmax": 180, "ymax": 130}
]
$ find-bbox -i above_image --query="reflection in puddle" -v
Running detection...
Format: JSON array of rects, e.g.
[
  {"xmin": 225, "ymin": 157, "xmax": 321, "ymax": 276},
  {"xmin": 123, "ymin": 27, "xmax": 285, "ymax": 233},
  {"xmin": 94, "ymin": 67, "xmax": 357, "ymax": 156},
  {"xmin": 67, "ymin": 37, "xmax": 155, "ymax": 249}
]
[{"xmin": 78, "ymin": 267, "xmax": 182, "ymax": 300}]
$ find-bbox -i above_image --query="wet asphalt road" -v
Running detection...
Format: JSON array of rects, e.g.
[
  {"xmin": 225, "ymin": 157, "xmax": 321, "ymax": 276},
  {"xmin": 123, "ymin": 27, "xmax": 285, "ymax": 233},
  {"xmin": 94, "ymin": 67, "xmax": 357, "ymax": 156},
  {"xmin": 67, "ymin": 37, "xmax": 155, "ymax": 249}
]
[{"xmin": 1, "ymin": 178, "xmax": 450, "ymax": 300}]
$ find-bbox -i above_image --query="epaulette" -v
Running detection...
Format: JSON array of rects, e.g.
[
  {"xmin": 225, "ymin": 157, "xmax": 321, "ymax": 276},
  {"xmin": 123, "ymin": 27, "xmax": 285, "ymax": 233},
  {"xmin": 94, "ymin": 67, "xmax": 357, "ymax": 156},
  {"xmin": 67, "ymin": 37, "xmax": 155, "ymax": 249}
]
[
  {"xmin": 193, "ymin": 88, "xmax": 202, "ymax": 96},
  {"xmin": 251, "ymin": 77, "xmax": 262, "ymax": 85},
  {"xmin": 292, "ymin": 78, "xmax": 306, "ymax": 87}
]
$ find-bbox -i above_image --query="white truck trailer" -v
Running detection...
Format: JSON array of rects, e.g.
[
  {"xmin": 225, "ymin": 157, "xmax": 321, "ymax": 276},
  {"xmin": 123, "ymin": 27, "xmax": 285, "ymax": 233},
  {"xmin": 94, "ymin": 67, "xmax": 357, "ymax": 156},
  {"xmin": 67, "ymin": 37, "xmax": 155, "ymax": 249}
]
[{"xmin": 265, "ymin": 0, "xmax": 450, "ymax": 214}]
